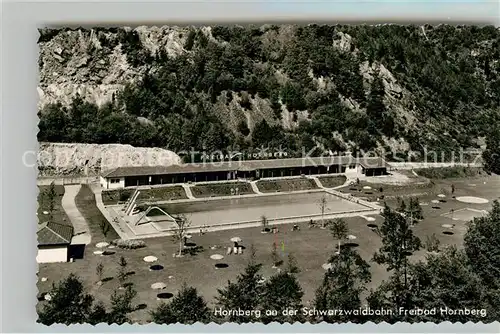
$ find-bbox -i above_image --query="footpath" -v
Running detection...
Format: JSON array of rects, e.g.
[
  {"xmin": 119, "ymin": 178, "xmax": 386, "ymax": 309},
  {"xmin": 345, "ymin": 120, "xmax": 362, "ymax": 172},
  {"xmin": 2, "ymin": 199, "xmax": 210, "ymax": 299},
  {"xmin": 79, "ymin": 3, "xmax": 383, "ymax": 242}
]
[{"xmin": 62, "ymin": 185, "xmax": 92, "ymax": 245}]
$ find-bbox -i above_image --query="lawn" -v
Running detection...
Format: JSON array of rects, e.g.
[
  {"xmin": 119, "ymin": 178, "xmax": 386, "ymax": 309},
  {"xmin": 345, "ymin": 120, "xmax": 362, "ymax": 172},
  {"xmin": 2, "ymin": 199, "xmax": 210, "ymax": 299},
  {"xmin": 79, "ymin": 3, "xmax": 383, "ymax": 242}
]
[
  {"xmin": 338, "ymin": 180, "xmax": 435, "ymax": 201},
  {"xmin": 256, "ymin": 178, "xmax": 318, "ymax": 193},
  {"xmin": 414, "ymin": 166, "xmax": 485, "ymax": 179},
  {"xmin": 102, "ymin": 186, "xmax": 188, "ymax": 205},
  {"xmin": 37, "ymin": 185, "xmax": 70, "ymax": 226},
  {"xmin": 75, "ymin": 185, "xmax": 120, "ymax": 242},
  {"xmin": 36, "ymin": 210, "xmax": 465, "ymax": 324},
  {"xmin": 191, "ymin": 182, "xmax": 255, "ymax": 198},
  {"xmin": 317, "ymin": 175, "xmax": 347, "ymax": 188},
  {"xmin": 37, "ymin": 175, "xmax": 500, "ymax": 324}
]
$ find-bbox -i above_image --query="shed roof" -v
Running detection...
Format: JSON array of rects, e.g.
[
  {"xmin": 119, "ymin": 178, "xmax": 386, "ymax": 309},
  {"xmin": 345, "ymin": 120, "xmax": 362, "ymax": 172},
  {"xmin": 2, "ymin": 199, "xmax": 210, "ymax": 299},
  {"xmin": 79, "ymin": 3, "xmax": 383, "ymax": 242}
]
[
  {"xmin": 359, "ymin": 157, "xmax": 388, "ymax": 169},
  {"xmin": 102, "ymin": 156, "xmax": 389, "ymax": 178},
  {"xmin": 37, "ymin": 221, "xmax": 73, "ymax": 246}
]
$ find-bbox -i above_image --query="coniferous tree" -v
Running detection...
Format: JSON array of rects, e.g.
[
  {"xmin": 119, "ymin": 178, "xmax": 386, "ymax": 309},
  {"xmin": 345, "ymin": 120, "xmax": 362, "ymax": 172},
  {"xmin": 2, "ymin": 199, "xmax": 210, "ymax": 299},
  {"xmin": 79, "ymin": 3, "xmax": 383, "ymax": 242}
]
[
  {"xmin": 150, "ymin": 284, "xmax": 211, "ymax": 324},
  {"xmin": 483, "ymin": 132, "xmax": 500, "ymax": 175},
  {"xmin": 260, "ymin": 254, "xmax": 305, "ymax": 324},
  {"xmin": 405, "ymin": 246, "xmax": 490, "ymax": 323},
  {"xmin": 88, "ymin": 302, "xmax": 109, "ymax": 325},
  {"xmin": 38, "ymin": 274, "xmax": 95, "ymax": 325},
  {"xmin": 397, "ymin": 198, "xmax": 407, "ymax": 214},
  {"xmin": 117, "ymin": 256, "xmax": 128, "ymax": 287},
  {"xmin": 215, "ymin": 245, "xmax": 263, "ymax": 323},
  {"xmin": 46, "ymin": 182, "xmax": 57, "ymax": 221},
  {"xmin": 464, "ymin": 200, "xmax": 500, "ymax": 292},
  {"xmin": 314, "ymin": 247, "xmax": 371, "ymax": 323},
  {"xmin": 366, "ymin": 72, "xmax": 386, "ymax": 135},
  {"xmin": 95, "ymin": 262, "xmax": 104, "ymax": 284},
  {"xmin": 373, "ymin": 205, "xmax": 422, "ymax": 272},
  {"xmin": 371, "ymin": 205, "xmax": 421, "ymax": 314},
  {"xmin": 407, "ymin": 197, "xmax": 424, "ymax": 221},
  {"xmin": 107, "ymin": 285, "xmax": 137, "ymax": 325}
]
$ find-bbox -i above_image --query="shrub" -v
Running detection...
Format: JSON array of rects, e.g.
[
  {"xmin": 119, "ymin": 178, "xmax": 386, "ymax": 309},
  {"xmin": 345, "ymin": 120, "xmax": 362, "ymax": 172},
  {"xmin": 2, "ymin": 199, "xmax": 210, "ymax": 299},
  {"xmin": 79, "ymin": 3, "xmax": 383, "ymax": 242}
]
[{"xmin": 111, "ymin": 239, "xmax": 146, "ymax": 249}]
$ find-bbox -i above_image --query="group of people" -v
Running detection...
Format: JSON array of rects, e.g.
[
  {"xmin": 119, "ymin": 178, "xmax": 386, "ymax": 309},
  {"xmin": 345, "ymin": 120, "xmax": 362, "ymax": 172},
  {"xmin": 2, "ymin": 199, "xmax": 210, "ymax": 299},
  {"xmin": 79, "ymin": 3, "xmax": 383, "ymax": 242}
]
[
  {"xmin": 198, "ymin": 224, "xmax": 209, "ymax": 235},
  {"xmin": 227, "ymin": 241, "xmax": 244, "ymax": 255}
]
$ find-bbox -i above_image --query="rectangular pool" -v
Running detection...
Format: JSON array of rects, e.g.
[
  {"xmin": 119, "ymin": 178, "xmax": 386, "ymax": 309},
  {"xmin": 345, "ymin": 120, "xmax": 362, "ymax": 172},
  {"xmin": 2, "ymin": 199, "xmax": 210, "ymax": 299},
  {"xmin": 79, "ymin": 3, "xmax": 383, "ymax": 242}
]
[{"xmin": 158, "ymin": 191, "xmax": 369, "ymax": 227}]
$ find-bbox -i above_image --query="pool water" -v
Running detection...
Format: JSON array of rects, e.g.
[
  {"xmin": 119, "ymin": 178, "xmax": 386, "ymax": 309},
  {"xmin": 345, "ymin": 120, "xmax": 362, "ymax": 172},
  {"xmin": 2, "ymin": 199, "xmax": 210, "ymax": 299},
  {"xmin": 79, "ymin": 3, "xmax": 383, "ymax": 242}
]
[{"xmin": 158, "ymin": 191, "xmax": 368, "ymax": 227}]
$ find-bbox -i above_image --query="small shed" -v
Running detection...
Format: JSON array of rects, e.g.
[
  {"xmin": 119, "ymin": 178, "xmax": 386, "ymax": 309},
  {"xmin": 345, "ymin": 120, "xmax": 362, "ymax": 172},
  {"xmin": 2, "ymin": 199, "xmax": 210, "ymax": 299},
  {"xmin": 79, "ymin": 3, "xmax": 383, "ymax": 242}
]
[
  {"xmin": 37, "ymin": 222, "xmax": 74, "ymax": 264},
  {"xmin": 359, "ymin": 158, "xmax": 389, "ymax": 177}
]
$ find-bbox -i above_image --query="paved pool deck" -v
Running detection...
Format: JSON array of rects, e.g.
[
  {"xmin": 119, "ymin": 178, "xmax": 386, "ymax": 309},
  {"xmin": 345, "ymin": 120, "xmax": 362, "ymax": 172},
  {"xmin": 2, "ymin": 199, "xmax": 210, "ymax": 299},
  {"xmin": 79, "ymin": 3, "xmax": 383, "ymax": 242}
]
[{"xmin": 103, "ymin": 188, "xmax": 381, "ymax": 240}]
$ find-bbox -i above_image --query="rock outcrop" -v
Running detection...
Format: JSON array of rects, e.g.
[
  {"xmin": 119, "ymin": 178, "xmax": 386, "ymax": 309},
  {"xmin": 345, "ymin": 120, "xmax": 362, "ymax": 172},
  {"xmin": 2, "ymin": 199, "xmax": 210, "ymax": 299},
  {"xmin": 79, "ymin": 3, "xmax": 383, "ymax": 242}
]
[{"xmin": 38, "ymin": 142, "xmax": 181, "ymax": 177}]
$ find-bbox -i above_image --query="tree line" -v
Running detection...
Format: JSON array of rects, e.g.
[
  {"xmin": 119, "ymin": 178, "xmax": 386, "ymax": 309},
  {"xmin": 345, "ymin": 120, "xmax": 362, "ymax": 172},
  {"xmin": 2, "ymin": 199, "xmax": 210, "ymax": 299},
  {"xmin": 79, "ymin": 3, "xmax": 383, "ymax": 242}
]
[{"xmin": 38, "ymin": 200, "xmax": 500, "ymax": 325}]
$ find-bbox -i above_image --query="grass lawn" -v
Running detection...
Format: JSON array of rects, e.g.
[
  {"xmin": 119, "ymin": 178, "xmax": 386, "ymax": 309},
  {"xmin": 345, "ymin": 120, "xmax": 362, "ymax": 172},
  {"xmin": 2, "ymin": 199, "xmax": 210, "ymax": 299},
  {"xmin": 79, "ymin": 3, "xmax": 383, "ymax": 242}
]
[
  {"xmin": 317, "ymin": 175, "xmax": 347, "ymax": 188},
  {"xmin": 191, "ymin": 182, "xmax": 255, "ymax": 198},
  {"xmin": 37, "ymin": 175, "xmax": 500, "ymax": 324},
  {"xmin": 102, "ymin": 186, "xmax": 188, "ymax": 205},
  {"xmin": 414, "ymin": 167, "xmax": 485, "ymax": 179},
  {"xmin": 75, "ymin": 185, "xmax": 120, "ymax": 242},
  {"xmin": 256, "ymin": 178, "xmax": 318, "ymax": 193},
  {"xmin": 36, "ymin": 210, "xmax": 466, "ymax": 324},
  {"xmin": 37, "ymin": 185, "xmax": 70, "ymax": 226},
  {"xmin": 338, "ymin": 180, "xmax": 435, "ymax": 201}
]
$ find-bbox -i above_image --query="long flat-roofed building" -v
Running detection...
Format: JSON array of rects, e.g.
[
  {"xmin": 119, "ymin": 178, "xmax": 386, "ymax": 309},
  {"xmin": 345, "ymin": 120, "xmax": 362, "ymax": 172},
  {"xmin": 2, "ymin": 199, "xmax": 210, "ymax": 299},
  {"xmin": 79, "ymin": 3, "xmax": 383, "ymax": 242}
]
[{"xmin": 100, "ymin": 156, "xmax": 389, "ymax": 189}]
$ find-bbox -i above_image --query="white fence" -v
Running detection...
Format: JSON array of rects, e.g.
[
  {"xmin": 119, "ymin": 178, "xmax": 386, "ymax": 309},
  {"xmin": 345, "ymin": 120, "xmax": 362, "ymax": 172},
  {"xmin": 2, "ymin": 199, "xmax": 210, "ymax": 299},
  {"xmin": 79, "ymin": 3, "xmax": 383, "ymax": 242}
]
[
  {"xmin": 388, "ymin": 162, "xmax": 482, "ymax": 170},
  {"xmin": 37, "ymin": 176, "xmax": 100, "ymax": 186}
]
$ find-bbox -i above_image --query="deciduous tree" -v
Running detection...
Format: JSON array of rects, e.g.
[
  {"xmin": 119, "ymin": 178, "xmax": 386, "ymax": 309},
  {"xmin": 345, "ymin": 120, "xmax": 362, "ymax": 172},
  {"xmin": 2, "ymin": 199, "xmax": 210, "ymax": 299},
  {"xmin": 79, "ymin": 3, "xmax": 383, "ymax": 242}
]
[
  {"xmin": 318, "ymin": 195, "xmax": 328, "ymax": 228},
  {"xmin": 172, "ymin": 214, "xmax": 191, "ymax": 257},
  {"xmin": 329, "ymin": 218, "xmax": 349, "ymax": 254}
]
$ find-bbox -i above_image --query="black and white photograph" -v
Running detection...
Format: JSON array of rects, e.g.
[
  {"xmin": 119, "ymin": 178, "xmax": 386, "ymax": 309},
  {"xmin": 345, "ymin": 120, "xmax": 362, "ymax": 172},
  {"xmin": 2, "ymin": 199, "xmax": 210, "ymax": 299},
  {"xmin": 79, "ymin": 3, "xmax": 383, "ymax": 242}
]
[{"xmin": 34, "ymin": 22, "xmax": 500, "ymax": 325}]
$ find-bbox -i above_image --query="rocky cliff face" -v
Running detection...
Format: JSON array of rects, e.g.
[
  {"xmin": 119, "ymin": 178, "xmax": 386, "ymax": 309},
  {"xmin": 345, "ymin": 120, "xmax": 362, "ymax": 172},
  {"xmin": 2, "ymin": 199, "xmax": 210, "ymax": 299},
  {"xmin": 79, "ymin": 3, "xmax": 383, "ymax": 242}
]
[
  {"xmin": 37, "ymin": 24, "xmax": 499, "ymax": 161},
  {"xmin": 38, "ymin": 26, "xmax": 188, "ymax": 108},
  {"xmin": 38, "ymin": 142, "xmax": 181, "ymax": 177},
  {"xmin": 37, "ymin": 26, "xmax": 409, "ymax": 131}
]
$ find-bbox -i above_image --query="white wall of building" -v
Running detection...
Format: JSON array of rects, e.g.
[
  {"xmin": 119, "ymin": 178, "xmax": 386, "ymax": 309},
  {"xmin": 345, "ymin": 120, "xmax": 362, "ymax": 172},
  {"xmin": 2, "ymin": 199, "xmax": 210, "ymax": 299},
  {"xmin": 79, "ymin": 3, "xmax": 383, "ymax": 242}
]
[
  {"xmin": 36, "ymin": 245, "xmax": 68, "ymax": 264},
  {"xmin": 100, "ymin": 176, "xmax": 125, "ymax": 189},
  {"xmin": 345, "ymin": 164, "xmax": 362, "ymax": 177},
  {"xmin": 99, "ymin": 176, "xmax": 107, "ymax": 188}
]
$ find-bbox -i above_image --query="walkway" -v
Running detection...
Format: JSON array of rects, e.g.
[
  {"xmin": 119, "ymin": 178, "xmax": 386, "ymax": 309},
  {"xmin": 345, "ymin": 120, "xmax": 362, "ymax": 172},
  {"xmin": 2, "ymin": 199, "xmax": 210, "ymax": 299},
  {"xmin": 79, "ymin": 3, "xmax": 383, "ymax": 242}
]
[
  {"xmin": 309, "ymin": 176, "xmax": 383, "ymax": 212},
  {"xmin": 181, "ymin": 184, "xmax": 196, "ymax": 199},
  {"xmin": 61, "ymin": 185, "xmax": 92, "ymax": 245},
  {"xmin": 250, "ymin": 181, "xmax": 263, "ymax": 194},
  {"xmin": 90, "ymin": 184, "xmax": 130, "ymax": 240}
]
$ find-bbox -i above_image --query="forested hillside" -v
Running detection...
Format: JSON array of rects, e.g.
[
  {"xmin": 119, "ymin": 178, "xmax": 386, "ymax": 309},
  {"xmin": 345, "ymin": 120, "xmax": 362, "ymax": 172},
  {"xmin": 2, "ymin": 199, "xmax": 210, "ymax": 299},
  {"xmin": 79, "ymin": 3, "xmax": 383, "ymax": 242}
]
[{"xmin": 37, "ymin": 24, "xmax": 500, "ymax": 162}]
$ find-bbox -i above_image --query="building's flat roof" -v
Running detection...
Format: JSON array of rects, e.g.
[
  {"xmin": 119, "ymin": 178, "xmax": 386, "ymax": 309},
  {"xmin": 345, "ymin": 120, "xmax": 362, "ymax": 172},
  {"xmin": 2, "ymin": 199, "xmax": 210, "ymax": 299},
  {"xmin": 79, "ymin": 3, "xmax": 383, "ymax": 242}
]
[
  {"xmin": 102, "ymin": 156, "xmax": 388, "ymax": 179},
  {"xmin": 37, "ymin": 221, "xmax": 74, "ymax": 246}
]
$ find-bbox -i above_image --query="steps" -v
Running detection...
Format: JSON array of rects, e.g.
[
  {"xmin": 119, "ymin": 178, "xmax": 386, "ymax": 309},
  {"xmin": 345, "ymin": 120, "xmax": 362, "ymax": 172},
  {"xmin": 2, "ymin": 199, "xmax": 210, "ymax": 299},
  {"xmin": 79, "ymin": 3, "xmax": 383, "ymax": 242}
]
[
  {"xmin": 181, "ymin": 184, "xmax": 195, "ymax": 199},
  {"xmin": 124, "ymin": 189, "xmax": 141, "ymax": 215},
  {"xmin": 310, "ymin": 176, "xmax": 325, "ymax": 189},
  {"xmin": 250, "ymin": 181, "xmax": 263, "ymax": 194}
]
